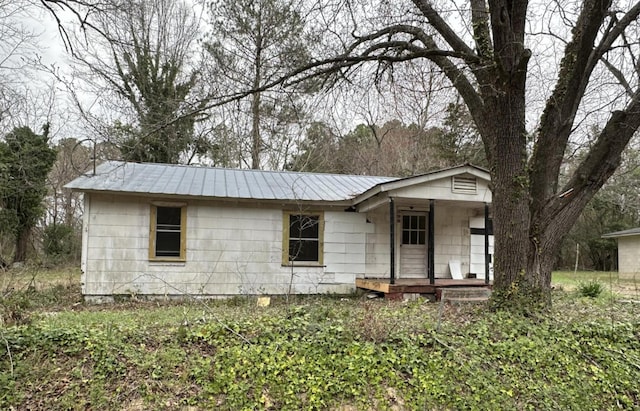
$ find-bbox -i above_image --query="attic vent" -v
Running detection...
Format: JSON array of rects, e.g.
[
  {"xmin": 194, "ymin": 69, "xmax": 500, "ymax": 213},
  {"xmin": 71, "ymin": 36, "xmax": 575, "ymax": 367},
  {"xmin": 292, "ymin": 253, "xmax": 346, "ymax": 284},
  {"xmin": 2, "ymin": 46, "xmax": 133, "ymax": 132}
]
[{"xmin": 452, "ymin": 176, "xmax": 477, "ymax": 194}]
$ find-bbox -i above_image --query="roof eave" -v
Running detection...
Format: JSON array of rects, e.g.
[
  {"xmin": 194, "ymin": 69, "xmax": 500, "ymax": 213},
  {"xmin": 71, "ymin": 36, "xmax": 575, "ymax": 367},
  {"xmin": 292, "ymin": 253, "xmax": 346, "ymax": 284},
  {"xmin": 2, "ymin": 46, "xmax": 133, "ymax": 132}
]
[
  {"xmin": 601, "ymin": 231, "xmax": 640, "ymax": 239},
  {"xmin": 75, "ymin": 189, "xmax": 355, "ymax": 208}
]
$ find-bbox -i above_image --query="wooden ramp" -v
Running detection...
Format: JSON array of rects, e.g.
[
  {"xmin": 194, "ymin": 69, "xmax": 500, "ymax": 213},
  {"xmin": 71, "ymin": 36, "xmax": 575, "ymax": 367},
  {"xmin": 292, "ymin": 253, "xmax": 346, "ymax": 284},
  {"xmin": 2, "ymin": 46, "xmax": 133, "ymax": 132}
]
[{"xmin": 356, "ymin": 278, "xmax": 492, "ymax": 301}]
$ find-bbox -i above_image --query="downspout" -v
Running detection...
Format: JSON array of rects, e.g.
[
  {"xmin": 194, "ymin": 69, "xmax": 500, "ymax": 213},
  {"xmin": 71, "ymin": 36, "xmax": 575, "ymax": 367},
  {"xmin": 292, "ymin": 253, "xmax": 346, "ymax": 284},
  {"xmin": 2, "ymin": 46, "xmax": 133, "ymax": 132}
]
[
  {"xmin": 428, "ymin": 199, "xmax": 435, "ymax": 285},
  {"xmin": 484, "ymin": 202, "xmax": 490, "ymax": 284},
  {"xmin": 389, "ymin": 197, "xmax": 395, "ymax": 285}
]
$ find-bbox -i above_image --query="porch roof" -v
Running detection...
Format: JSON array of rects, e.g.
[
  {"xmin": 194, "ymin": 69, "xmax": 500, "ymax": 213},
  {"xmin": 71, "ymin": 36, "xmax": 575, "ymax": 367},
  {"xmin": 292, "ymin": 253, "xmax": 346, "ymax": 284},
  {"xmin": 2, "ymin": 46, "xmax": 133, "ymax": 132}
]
[
  {"xmin": 601, "ymin": 227, "xmax": 640, "ymax": 238},
  {"xmin": 353, "ymin": 164, "xmax": 491, "ymax": 210}
]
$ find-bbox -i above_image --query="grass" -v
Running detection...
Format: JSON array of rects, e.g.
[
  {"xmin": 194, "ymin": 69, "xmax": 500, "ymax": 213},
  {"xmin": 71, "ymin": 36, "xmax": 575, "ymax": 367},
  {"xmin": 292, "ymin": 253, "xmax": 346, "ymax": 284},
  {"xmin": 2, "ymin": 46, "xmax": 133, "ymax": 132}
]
[
  {"xmin": 1, "ymin": 267, "xmax": 640, "ymax": 410},
  {"xmin": 552, "ymin": 270, "xmax": 619, "ymax": 286},
  {"xmin": 0, "ymin": 264, "xmax": 81, "ymax": 291},
  {"xmin": 552, "ymin": 270, "xmax": 640, "ymax": 299}
]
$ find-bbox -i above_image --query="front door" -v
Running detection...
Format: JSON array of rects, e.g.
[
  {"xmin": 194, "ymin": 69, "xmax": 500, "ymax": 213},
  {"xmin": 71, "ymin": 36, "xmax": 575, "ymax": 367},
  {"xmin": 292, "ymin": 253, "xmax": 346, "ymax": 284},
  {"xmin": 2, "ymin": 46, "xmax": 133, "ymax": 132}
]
[{"xmin": 399, "ymin": 213, "xmax": 427, "ymax": 278}]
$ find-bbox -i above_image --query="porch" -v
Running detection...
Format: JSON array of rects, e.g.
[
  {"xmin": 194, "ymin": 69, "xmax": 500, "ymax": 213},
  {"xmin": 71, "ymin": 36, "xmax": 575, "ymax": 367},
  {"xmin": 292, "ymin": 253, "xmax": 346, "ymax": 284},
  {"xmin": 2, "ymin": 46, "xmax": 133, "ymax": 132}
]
[
  {"xmin": 352, "ymin": 166, "xmax": 494, "ymax": 297},
  {"xmin": 356, "ymin": 277, "xmax": 493, "ymax": 301}
]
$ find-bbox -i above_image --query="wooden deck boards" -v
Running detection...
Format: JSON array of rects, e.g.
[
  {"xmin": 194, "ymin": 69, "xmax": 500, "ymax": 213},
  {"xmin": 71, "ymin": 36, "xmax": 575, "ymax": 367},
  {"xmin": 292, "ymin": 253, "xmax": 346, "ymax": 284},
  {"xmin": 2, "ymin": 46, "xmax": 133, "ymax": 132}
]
[{"xmin": 356, "ymin": 278, "xmax": 492, "ymax": 298}]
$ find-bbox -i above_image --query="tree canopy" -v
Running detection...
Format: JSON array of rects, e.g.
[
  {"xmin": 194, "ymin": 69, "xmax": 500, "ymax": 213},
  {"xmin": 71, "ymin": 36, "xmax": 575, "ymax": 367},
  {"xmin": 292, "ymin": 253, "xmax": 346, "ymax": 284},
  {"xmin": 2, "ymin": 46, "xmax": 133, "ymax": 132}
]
[{"xmin": 0, "ymin": 125, "xmax": 57, "ymax": 263}]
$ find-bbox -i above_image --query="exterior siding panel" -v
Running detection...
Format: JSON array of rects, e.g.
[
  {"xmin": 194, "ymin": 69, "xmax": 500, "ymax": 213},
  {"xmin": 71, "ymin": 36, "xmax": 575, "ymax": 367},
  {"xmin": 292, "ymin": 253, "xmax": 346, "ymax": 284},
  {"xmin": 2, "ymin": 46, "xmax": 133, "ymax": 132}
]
[
  {"xmin": 83, "ymin": 194, "xmax": 368, "ymax": 299},
  {"xmin": 618, "ymin": 236, "xmax": 640, "ymax": 280}
]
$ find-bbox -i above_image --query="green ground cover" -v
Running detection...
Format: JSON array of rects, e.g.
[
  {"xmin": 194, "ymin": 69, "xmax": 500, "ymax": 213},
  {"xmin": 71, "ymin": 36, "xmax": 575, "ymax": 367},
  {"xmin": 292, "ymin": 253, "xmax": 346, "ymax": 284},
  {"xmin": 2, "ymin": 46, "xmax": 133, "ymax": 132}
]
[{"xmin": 1, "ymin": 268, "xmax": 639, "ymax": 410}]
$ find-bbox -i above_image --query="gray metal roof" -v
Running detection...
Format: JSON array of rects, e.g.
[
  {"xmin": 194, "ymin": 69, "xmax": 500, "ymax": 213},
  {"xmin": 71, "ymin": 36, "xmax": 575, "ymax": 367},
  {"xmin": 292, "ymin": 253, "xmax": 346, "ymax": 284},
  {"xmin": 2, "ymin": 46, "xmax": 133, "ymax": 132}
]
[
  {"xmin": 65, "ymin": 161, "xmax": 396, "ymax": 202},
  {"xmin": 601, "ymin": 227, "xmax": 640, "ymax": 238}
]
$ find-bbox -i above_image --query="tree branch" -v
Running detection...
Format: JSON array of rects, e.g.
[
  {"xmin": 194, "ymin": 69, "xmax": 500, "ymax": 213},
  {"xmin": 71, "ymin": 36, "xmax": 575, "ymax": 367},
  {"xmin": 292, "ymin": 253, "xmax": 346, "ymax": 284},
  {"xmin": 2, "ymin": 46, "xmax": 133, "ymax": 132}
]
[
  {"xmin": 529, "ymin": 0, "xmax": 614, "ymax": 213},
  {"xmin": 39, "ymin": 0, "xmax": 113, "ymax": 54},
  {"xmin": 411, "ymin": 0, "xmax": 477, "ymax": 58},
  {"xmin": 602, "ymin": 57, "xmax": 634, "ymax": 98},
  {"xmin": 470, "ymin": 0, "xmax": 493, "ymax": 60},
  {"xmin": 540, "ymin": 88, "xmax": 640, "ymax": 237}
]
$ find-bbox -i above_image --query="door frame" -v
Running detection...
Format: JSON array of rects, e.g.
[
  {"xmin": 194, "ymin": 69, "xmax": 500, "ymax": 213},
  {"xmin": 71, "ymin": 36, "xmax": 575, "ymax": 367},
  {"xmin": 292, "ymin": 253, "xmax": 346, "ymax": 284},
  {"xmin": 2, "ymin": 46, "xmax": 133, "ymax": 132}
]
[{"xmin": 397, "ymin": 211, "xmax": 428, "ymax": 278}]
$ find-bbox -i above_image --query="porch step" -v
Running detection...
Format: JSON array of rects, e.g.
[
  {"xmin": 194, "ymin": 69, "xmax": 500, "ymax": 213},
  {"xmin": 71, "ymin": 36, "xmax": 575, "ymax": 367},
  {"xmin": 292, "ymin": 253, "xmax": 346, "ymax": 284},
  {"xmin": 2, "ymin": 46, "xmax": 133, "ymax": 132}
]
[
  {"xmin": 438, "ymin": 287, "xmax": 492, "ymax": 303},
  {"xmin": 437, "ymin": 287, "xmax": 492, "ymax": 331},
  {"xmin": 446, "ymin": 296, "xmax": 490, "ymax": 304}
]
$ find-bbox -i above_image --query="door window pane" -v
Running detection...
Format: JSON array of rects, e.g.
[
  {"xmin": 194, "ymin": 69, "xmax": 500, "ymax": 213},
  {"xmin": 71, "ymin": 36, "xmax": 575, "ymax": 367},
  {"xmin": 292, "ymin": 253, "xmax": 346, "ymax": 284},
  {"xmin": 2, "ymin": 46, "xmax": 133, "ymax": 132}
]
[{"xmin": 402, "ymin": 214, "xmax": 426, "ymax": 245}]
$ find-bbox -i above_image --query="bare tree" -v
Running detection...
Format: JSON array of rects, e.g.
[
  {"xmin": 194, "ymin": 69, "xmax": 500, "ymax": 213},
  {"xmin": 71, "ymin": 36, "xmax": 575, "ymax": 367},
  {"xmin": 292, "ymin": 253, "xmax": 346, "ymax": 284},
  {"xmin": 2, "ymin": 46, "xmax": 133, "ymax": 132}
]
[
  {"xmin": 271, "ymin": 0, "xmax": 640, "ymax": 309},
  {"xmin": 0, "ymin": 1, "xmax": 42, "ymax": 132},
  {"xmin": 205, "ymin": 0, "xmax": 316, "ymax": 169},
  {"xmin": 68, "ymin": 0, "xmax": 208, "ymax": 164}
]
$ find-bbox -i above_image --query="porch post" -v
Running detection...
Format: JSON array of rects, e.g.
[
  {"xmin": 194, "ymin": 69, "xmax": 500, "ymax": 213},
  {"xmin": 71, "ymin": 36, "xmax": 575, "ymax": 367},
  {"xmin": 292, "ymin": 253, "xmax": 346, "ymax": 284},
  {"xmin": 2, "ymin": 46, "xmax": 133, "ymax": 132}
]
[
  {"xmin": 428, "ymin": 199, "xmax": 435, "ymax": 285},
  {"xmin": 389, "ymin": 197, "xmax": 395, "ymax": 285},
  {"xmin": 484, "ymin": 202, "xmax": 490, "ymax": 284}
]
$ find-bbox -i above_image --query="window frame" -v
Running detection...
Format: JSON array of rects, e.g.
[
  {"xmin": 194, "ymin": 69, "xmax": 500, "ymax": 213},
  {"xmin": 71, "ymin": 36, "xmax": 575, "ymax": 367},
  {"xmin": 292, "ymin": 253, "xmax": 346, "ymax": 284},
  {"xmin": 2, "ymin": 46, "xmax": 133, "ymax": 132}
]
[
  {"xmin": 149, "ymin": 203, "xmax": 187, "ymax": 262},
  {"xmin": 401, "ymin": 214, "xmax": 427, "ymax": 245},
  {"xmin": 282, "ymin": 211, "xmax": 324, "ymax": 266}
]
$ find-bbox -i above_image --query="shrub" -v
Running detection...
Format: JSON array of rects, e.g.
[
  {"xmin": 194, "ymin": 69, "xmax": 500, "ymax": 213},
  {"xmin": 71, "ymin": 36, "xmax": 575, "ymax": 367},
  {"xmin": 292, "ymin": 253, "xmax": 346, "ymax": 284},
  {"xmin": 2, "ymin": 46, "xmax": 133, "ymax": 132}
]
[
  {"xmin": 42, "ymin": 224, "xmax": 78, "ymax": 261},
  {"xmin": 577, "ymin": 280, "xmax": 604, "ymax": 298}
]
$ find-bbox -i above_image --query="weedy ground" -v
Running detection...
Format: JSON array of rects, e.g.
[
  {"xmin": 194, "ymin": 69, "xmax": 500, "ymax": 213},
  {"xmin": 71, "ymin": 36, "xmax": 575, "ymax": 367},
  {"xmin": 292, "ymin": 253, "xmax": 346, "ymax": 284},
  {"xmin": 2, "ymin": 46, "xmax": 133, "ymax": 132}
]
[{"xmin": 1, "ymin": 267, "xmax": 639, "ymax": 410}]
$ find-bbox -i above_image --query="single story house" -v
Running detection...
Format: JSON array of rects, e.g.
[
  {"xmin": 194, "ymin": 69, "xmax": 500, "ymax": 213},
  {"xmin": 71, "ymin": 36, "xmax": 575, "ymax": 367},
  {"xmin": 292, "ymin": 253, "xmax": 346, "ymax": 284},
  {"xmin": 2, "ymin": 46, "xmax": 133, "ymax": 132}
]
[
  {"xmin": 601, "ymin": 228, "xmax": 640, "ymax": 280},
  {"xmin": 65, "ymin": 161, "xmax": 493, "ymax": 302}
]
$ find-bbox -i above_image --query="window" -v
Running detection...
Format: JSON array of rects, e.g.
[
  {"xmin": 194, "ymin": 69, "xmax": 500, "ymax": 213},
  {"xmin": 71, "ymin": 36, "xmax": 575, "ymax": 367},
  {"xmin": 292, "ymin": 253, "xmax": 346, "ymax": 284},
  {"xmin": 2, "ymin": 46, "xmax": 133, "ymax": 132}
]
[
  {"xmin": 149, "ymin": 204, "xmax": 186, "ymax": 261},
  {"xmin": 282, "ymin": 212, "xmax": 324, "ymax": 265},
  {"xmin": 402, "ymin": 215, "xmax": 426, "ymax": 245}
]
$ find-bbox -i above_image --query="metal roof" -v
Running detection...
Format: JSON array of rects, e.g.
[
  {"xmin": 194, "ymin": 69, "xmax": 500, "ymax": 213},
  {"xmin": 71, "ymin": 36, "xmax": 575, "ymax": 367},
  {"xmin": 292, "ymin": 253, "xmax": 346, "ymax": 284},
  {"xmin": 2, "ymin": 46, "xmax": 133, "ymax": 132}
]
[
  {"xmin": 65, "ymin": 161, "xmax": 396, "ymax": 202},
  {"xmin": 601, "ymin": 227, "xmax": 640, "ymax": 238}
]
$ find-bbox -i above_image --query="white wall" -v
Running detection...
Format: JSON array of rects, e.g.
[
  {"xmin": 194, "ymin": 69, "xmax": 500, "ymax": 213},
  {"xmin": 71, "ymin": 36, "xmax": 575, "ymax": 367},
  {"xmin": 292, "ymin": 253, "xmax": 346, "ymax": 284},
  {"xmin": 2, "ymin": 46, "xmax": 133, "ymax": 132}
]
[
  {"xmin": 618, "ymin": 236, "xmax": 640, "ymax": 280},
  {"xmin": 365, "ymin": 208, "xmax": 391, "ymax": 278},
  {"xmin": 82, "ymin": 194, "xmax": 370, "ymax": 299},
  {"xmin": 433, "ymin": 206, "xmax": 475, "ymax": 278}
]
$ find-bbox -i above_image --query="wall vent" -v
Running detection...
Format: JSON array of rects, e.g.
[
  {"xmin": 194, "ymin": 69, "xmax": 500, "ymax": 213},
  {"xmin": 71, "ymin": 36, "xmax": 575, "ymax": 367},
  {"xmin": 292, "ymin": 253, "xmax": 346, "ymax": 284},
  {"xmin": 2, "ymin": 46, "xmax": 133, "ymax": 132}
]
[{"xmin": 452, "ymin": 176, "xmax": 477, "ymax": 194}]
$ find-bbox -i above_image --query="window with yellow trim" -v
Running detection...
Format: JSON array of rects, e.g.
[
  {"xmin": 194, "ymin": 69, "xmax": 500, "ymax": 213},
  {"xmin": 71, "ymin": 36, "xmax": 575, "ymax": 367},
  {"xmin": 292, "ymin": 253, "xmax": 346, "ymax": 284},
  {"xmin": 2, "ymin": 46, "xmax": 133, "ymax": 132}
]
[
  {"xmin": 149, "ymin": 205, "xmax": 186, "ymax": 261},
  {"xmin": 283, "ymin": 212, "xmax": 324, "ymax": 265}
]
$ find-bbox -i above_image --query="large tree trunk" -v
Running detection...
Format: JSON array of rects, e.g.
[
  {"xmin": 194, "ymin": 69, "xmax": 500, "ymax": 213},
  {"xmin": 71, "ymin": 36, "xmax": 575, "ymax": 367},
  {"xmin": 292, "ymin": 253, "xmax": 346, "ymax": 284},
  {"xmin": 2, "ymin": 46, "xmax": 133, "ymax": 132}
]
[
  {"xmin": 13, "ymin": 227, "xmax": 30, "ymax": 264},
  {"xmin": 481, "ymin": 0, "xmax": 546, "ymax": 306},
  {"xmin": 251, "ymin": 91, "xmax": 261, "ymax": 169},
  {"xmin": 488, "ymin": 101, "xmax": 531, "ymax": 296},
  {"xmin": 251, "ymin": 14, "xmax": 263, "ymax": 170}
]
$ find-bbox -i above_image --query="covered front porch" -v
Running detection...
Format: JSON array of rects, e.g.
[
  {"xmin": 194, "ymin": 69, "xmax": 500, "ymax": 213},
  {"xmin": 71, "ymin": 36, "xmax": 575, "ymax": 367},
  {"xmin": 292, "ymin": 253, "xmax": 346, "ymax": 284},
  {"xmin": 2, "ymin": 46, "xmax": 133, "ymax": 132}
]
[{"xmin": 352, "ymin": 166, "xmax": 494, "ymax": 299}]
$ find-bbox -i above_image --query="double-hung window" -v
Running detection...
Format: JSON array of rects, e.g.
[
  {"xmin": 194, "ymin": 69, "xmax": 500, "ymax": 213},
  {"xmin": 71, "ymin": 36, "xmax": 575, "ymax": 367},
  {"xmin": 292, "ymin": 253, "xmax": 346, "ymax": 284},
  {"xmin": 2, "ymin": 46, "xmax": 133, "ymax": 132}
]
[
  {"xmin": 149, "ymin": 204, "xmax": 187, "ymax": 261},
  {"xmin": 283, "ymin": 212, "xmax": 324, "ymax": 265}
]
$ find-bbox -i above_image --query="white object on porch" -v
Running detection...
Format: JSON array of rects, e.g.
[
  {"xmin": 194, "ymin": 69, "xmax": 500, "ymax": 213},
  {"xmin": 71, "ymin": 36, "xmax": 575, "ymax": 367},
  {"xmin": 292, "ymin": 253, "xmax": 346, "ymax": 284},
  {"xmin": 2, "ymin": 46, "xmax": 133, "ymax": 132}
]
[{"xmin": 449, "ymin": 260, "xmax": 463, "ymax": 280}]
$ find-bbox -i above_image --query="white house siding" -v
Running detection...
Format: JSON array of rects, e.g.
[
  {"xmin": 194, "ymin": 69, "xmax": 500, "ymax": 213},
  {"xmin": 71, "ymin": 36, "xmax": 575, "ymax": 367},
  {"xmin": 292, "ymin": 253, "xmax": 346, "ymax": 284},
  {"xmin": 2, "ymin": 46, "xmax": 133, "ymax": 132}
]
[
  {"xmin": 82, "ymin": 193, "xmax": 370, "ymax": 300},
  {"xmin": 618, "ymin": 236, "xmax": 640, "ymax": 280},
  {"xmin": 364, "ymin": 208, "xmax": 391, "ymax": 278},
  {"xmin": 363, "ymin": 203, "xmax": 481, "ymax": 279},
  {"xmin": 432, "ymin": 206, "xmax": 468, "ymax": 278}
]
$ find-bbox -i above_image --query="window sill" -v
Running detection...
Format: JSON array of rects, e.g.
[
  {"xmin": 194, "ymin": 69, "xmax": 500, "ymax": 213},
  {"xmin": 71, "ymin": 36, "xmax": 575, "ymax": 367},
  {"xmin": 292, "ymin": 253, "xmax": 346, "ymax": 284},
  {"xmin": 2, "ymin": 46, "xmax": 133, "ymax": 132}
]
[
  {"xmin": 149, "ymin": 259, "xmax": 186, "ymax": 265},
  {"xmin": 282, "ymin": 263, "xmax": 326, "ymax": 268}
]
